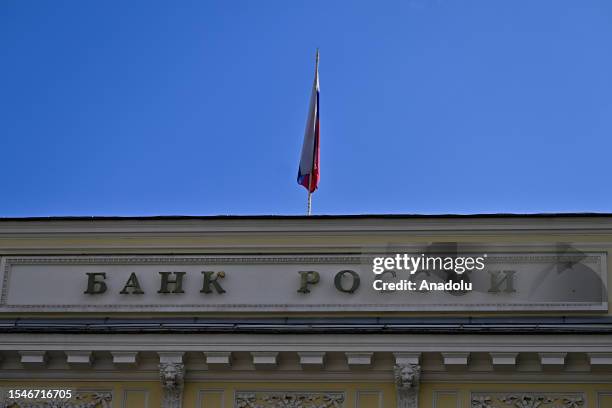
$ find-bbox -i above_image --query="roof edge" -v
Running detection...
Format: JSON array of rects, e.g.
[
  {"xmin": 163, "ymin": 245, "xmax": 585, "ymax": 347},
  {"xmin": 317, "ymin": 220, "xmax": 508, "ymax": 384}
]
[{"xmin": 1, "ymin": 213, "xmax": 612, "ymax": 222}]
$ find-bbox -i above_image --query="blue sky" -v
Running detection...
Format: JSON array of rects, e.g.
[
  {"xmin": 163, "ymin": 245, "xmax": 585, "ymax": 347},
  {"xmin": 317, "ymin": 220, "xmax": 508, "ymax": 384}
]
[{"xmin": 1, "ymin": 1, "xmax": 611, "ymax": 216}]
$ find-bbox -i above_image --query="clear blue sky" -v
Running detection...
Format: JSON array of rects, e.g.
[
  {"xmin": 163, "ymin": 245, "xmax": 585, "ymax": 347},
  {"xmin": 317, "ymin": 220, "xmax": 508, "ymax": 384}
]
[{"xmin": 1, "ymin": 1, "xmax": 611, "ymax": 216}]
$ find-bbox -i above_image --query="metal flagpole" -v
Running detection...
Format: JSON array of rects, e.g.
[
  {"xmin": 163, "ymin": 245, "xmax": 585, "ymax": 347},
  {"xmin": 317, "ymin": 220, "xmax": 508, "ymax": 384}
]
[{"xmin": 307, "ymin": 174, "xmax": 313, "ymax": 215}]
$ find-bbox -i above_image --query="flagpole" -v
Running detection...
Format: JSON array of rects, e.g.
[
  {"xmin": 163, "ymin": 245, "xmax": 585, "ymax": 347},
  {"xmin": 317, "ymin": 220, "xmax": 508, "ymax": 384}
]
[
  {"xmin": 306, "ymin": 49, "xmax": 319, "ymax": 216},
  {"xmin": 308, "ymin": 182, "xmax": 312, "ymax": 215}
]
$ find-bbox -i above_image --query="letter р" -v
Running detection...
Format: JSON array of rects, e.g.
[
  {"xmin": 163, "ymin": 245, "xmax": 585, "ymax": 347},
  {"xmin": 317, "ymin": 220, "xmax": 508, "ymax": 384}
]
[{"xmin": 297, "ymin": 271, "xmax": 320, "ymax": 294}]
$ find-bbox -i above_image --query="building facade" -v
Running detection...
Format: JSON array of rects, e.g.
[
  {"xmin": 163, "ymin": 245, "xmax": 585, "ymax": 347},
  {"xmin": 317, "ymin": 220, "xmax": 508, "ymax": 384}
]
[{"xmin": 0, "ymin": 214, "xmax": 611, "ymax": 408}]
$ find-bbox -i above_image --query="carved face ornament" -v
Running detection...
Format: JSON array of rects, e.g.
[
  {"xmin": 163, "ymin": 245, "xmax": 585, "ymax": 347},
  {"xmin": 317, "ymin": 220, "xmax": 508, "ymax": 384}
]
[
  {"xmin": 393, "ymin": 364, "xmax": 420, "ymax": 389},
  {"xmin": 160, "ymin": 364, "xmax": 183, "ymax": 389}
]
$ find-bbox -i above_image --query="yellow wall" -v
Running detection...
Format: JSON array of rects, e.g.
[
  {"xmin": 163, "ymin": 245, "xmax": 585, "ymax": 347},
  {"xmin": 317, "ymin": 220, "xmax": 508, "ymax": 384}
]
[
  {"xmin": 0, "ymin": 381, "xmax": 161, "ymax": 408},
  {"xmin": 422, "ymin": 383, "xmax": 612, "ymax": 408},
  {"xmin": 2, "ymin": 380, "xmax": 612, "ymax": 407},
  {"xmin": 184, "ymin": 382, "xmax": 395, "ymax": 408}
]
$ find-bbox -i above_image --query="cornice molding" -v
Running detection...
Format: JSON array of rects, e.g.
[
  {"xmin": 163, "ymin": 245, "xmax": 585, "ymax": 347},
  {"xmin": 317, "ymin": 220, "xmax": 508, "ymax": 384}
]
[
  {"xmin": 1, "ymin": 333, "xmax": 612, "ymax": 352},
  {"xmin": 1, "ymin": 370, "xmax": 612, "ymax": 383},
  {"xmin": 2, "ymin": 215, "xmax": 612, "ymax": 237}
]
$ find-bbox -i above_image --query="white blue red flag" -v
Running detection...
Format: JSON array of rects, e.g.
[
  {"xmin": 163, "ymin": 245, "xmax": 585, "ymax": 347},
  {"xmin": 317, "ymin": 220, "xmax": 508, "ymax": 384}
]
[{"xmin": 297, "ymin": 51, "xmax": 320, "ymax": 193}]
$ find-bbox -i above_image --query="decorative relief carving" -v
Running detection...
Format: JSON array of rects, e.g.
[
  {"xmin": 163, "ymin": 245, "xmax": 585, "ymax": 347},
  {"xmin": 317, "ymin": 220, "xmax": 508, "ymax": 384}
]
[
  {"xmin": 160, "ymin": 362, "xmax": 185, "ymax": 408},
  {"xmin": 0, "ymin": 391, "xmax": 112, "ymax": 408},
  {"xmin": 471, "ymin": 393, "xmax": 585, "ymax": 408},
  {"xmin": 394, "ymin": 363, "xmax": 420, "ymax": 389},
  {"xmin": 394, "ymin": 364, "xmax": 420, "ymax": 408},
  {"xmin": 235, "ymin": 391, "xmax": 345, "ymax": 408}
]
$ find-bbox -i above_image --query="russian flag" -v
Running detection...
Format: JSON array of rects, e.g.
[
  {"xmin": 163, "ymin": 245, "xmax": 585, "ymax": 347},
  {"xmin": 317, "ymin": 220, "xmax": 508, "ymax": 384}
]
[{"xmin": 297, "ymin": 51, "xmax": 320, "ymax": 193}]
